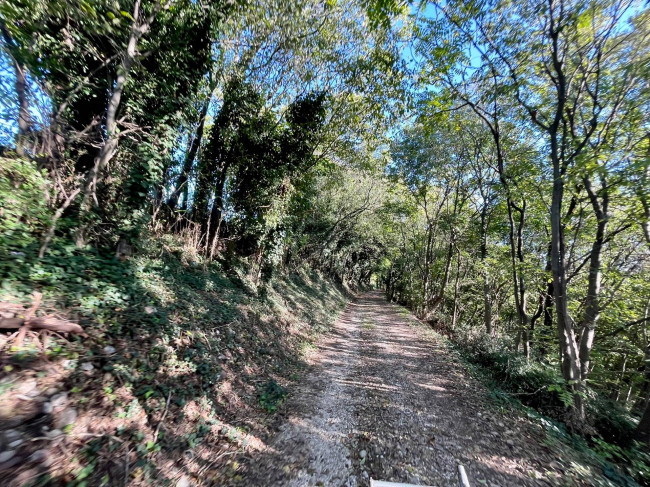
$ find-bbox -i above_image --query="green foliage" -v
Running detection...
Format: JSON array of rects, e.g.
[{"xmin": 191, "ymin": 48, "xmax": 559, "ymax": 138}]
[
  {"xmin": 455, "ymin": 332, "xmax": 567, "ymax": 415},
  {"xmin": 593, "ymin": 439, "xmax": 650, "ymax": 486},
  {"xmin": 0, "ymin": 157, "xmax": 51, "ymax": 251},
  {"xmin": 258, "ymin": 379, "xmax": 288, "ymax": 413},
  {"xmin": 589, "ymin": 394, "xmax": 638, "ymax": 445},
  {"xmin": 363, "ymin": 0, "xmax": 408, "ymax": 29},
  {"xmin": 455, "ymin": 330, "xmax": 650, "ymax": 485},
  {"xmin": 1, "ymin": 0, "xmax": 649, "ymax": 480}
]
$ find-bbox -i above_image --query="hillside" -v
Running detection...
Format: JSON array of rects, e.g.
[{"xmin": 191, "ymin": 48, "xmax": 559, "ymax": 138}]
[
  {"xmin": 1, "ymin": 0, "xmax": 650, "ymax": 485},
  {"xmin": 0, "ymin": 240, "xmax": 351, "ymax": 485}
]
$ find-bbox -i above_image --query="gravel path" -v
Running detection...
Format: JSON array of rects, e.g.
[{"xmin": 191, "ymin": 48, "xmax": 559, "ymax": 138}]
[{"xmin": 242, "ymin": 292, "xmax": 561, "ymax": 487}]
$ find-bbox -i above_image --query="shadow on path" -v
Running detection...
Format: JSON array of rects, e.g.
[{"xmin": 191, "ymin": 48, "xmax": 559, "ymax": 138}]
[{"xmin": 240, "ymin": 292, "xmax": 558, "ymax": 487}]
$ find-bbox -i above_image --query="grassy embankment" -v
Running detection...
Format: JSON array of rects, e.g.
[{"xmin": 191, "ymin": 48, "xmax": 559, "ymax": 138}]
[{"xmin": 0, "ymin": 235, "xmax": 351, "ymax": 486}]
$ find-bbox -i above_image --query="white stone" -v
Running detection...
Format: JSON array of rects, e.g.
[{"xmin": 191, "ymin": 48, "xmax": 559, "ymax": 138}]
[
  {"xmin": 55, "ymin": 408, "xmax": 77, "ymax": 428},
  {"xmin": 29, "ymin": 449, "xmax": 50, "ymax": 466},
  {"xmin": 3, "ymin": 430, "xmax": 20, "ymax": 441},
  {"xmin": 17, "ymin": 379, "xmax": 37, "ymax": 395},
  {"xmin": 176, "ymin": 475, "xmax": 190, "ymax": 487},
  {"xmin": 50, "ymin": 392, "xmax": 68, "ymax": 409},
  {"xmin": 0, "ymin": 451, "xmax": 15, "ymax": 463},
  {"xmin": 46, "ymin": 429, "xmax": 63, "ymax": 439},
  {"xmin": 62, "ymin": 359, "xmax": 76, "ymax": 370}
]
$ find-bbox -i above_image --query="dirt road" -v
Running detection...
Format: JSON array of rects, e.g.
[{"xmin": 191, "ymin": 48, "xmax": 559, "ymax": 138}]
[{"xmin": 242, "ymin": 292, "xmax": 560, "ymax": 486}]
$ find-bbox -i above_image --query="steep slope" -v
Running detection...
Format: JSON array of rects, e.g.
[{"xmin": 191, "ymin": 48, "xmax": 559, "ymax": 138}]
[{"xmin": 0, "ymin": 240, "xmax": 351, "ymax": 485}]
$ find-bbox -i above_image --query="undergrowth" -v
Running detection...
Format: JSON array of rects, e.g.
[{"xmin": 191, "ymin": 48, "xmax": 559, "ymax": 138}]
[
  {"xmin": 451, "ymin": 329, "xmax": 650, "ymax": 486},
  {"xmin": 0, "ymin": 234, "xmax": 352, "ymax": 486}
]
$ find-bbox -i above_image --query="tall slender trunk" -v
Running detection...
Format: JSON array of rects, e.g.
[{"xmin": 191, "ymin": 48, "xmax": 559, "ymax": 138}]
[
  {"xmin": 427, "ymin": 229, "xmax": 455, "ymax": 314},
  {"xmin": 451, "ymin": 248, "xmax": 462, "ymax": 330},
  {"xmin": 550, "ymin": 133, "xmax": 582, "ymax": 413},
  {"xmin": 170, "ymin": 96, "xmax": 210, "ymax": 211},
  {"xmin": 1, "ymin": 22, "xmax": 31, "ymax": 156},
  {"xmin": 206, "ymin": 163, "xmax": 229, "ymax": 254},
  {"xmin": 613, "ymin": 354, "xmax": 627, "ymax": 402},
  {"xmin": 79, "ymin": 0, "xmax": 163, "ymax": 216},
  {"xmin": 13, "ymin": 61, "xmax": 30, "ymax": 156},
  {"xmin": 422, "ymin": 223, "xmax": 433, "ymax": 314},
  {"xmin": 539, "ymin": 242, "xmax": 554, "ymax": 357},
  {"xmin": 635, "ymin": 381, "xmax": 650, "ymax": 443},
  {"xmin": 545, "ymin": 3, "xmax": 584, "ymax": 419},
  {"xmin": 480, "ymin": 204, "xmax": 492, "ymax": 335},
  {"xmin": 578, "ymin": 176, "xmax": 608, "ymax": 381},
  {"xmin": 494, "ymin": 130, "xmax": 529, "ymax": 349},
  {"xmin": 639, "ymin": 142, "xmax": 650, "ymax": 244},
  {"xmin": 80, "ymin": 21, "xmax": 137, "ymax": 211}
]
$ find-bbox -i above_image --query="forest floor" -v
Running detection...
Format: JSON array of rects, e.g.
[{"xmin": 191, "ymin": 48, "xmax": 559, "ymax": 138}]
[
  {"xmin": 240, "ymin": 291, "xmax": 617, "ymax": 487},
  {"xmin": 0, "ymin": 252, "xmax": 354, "ymax": 486}
]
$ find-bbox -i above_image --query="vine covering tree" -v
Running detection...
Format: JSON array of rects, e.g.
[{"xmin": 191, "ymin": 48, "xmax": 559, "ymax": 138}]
[{"xmin": 1, "ymin": 0, "xmax": 649, "ymax": 481}]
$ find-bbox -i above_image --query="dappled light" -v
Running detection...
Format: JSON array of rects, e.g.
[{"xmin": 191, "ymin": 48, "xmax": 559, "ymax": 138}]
[{"xmin": 1, "ymin": 0, "xmax": 649, "ymax": 485}]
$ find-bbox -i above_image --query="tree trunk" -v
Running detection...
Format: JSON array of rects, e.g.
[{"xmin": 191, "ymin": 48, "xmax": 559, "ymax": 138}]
[
  {"xmin": 205, "ymin": 163, "xmax": 229, "ymax": 254},
  {"xmin": 480, "ymin": 204, "xmax": 492, "ymax": 335},
  {"xmin": 538, "ymin": 242, "xmax": 554, "ymax": 357},
  {"xmin": 78, "ymin": 0, "xmax": 162, "ymax": 230},
  {"xmin": 578, "ymin": 176, "xmax": 608, "ymax": 382},
  {"xmin": 170, "ymin": 96, "xmax": 210, "ymax": 211},
  {"xmin": 1, "ymin": 22, "xmax": 31, "ymax": 156},
  {"xmin": 13, "ymin": 61, "xmax": 30, "ymax": 156},
  {"xmin": 81, "ymin": 18, "xmax": 138, "ymax": 211},
  {"xmin": 422, "ymin": 220, "xmax": 434, "ymax": 315},
  {"xmin": 635, "ymin": 397, "xmax": 650, "ymax": 443},
  {"xmin": 451, "ymin": 248, "xmax": 461, "ymax": 330},
  {"xmin": 638, "ymin": 149, "xmax": 650, "ymax": 244},
  {"xmin": 550, "ymin": 134, "xmax": 582, "ymax": 418}
]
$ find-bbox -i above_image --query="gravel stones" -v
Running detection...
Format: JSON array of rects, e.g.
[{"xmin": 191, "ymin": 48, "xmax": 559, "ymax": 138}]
[
  {"xmin": 46, "ymin": 429, "xmax": 63, "ymax": 439},
  {"xmin": 80, "ymin": 362, "xmax": 94, "ymax": 372},
  {"xmin": 239, "ymin": 292, "xmax": 566, "ymax": 487},
  {"xmin": 29, "ymin": 449, "xmax": 52, "ymax": 466},
  {"xmin": 0, "ymin": 450, "xmax": 16, "ymax": 463},
  {"xmin": 176, "ymin": 475, "xmax": 191, "ymax": 487},
  {"xmin": 54, "ymin": 407, "xmax": 77, "ymax": 429},
  {"xmin": 50, "ymin": 392, "xmax": 68, "ymax": 409}
]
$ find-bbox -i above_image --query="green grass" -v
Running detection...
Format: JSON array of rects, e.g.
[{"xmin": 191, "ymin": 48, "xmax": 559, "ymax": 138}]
[
  {"xmin": 361, "ymin": 319, "xmax": 375, "ymax": 330},
  {"xmin": 0, "ymin": 234, "xmax": 352, "ymax": 485}
]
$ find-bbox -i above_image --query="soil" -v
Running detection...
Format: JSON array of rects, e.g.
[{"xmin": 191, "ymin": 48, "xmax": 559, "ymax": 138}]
[{"xmin": 240, "ymin": 292, "xmax": 568, "ymax": 487}]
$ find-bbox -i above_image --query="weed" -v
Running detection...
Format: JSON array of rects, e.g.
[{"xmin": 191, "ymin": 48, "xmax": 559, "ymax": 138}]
[
  {"xmin": 361, "ymin": 319, "xmax": 375, "ymax": 330},
  {"xmin": 258, "ymin": 379, "xmax": 288, "ymax": 413}
]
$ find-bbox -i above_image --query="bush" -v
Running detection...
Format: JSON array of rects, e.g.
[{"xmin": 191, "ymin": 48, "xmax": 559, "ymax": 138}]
[
  {"xmin": 454, "ymin": 330, "xmax": 637, "ymax": 439},
  {"xmin": 0, "ymin": 157, "xmax": 51, "ymax": 252},
  {"xmin": 455, "ymin": 331, "xmax": 568, "ymax": 416},
  {"xmin": 258, "ymin": 379, "xmax": 288, "ymax": 413},
  {"xmin": 589, "ymin": 394, "xmax": 637, "ymax": 445},
  {"xmin": 453, "ymin": 329, "xmax": 650, "ymax": 485}
]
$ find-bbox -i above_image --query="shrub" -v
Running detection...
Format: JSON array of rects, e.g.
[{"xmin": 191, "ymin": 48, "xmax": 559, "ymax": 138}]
[
  {"xmin": 0, "ymin": 157, "xmax": 51, "ymax": 252},
  {"xmin": 258, "ymin": 379, "xmax": 288, "ymax": 413}
]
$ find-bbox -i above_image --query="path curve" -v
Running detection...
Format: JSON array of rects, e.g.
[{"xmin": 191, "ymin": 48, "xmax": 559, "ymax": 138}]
[{"xmin": 242, "ymin": 292, "xmax": 558, "ymax": 486}]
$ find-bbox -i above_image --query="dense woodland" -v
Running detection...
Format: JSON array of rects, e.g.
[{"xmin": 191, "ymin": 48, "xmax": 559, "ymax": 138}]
[{"xmin": 1, "ymin": 0, "xmax": 650, "ymax": 483}]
